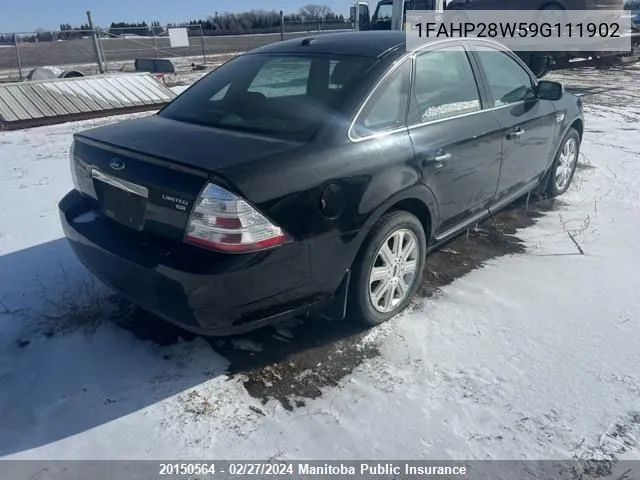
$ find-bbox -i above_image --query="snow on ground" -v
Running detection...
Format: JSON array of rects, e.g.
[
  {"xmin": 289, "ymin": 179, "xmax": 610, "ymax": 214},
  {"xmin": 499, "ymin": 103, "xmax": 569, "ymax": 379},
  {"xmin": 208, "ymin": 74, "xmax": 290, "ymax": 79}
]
[{"xmin": 0, "ymin": 65, "xmax": 639, "ymax": 464}]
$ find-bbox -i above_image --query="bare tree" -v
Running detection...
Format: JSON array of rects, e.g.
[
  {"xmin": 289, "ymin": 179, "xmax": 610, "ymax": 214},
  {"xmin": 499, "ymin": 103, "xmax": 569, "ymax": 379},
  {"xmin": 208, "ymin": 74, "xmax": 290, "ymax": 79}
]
[{"xmin": 299, "ymin": 4, "xmax": 333, "ymax": 20}]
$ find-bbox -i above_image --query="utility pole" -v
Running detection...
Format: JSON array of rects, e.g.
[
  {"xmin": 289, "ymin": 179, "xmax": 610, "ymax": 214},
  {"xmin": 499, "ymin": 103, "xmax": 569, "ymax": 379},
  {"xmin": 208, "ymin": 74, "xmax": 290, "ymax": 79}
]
[
  {"xmin": 199, "ymin": 25, "xmax": 207, "ymax": 64},
  {"xmin": 86, "ymin": 10, "xmax": 105, "ymax": 74},
  {"xmin": 280, "ymin": 10, "xmax": 285, "ymax": 41},
  {"xmin": 150, "ymin": 21, "xmax": 159, "ymax": 58},
  {"xmin": 14, "ymin": 35, "xmax": 23, "ymax": 80}
]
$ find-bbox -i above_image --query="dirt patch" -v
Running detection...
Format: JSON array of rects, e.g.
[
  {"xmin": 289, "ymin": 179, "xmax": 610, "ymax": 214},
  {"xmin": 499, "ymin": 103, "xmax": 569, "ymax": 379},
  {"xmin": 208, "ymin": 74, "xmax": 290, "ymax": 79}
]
[
  {"xmin": 418, "ymin": 195, "xmax": 560, "ymax": 297},
  {"xmin": 115, "ymin": 306, "xmax": 379, "ymax": 411},
  {"xmin": 178, "ymin": 390, "xmax": 219, "ymax": 418},
  {"xmin": 226, "ymin": 320, "xmax": 378, "ymax": 411}
]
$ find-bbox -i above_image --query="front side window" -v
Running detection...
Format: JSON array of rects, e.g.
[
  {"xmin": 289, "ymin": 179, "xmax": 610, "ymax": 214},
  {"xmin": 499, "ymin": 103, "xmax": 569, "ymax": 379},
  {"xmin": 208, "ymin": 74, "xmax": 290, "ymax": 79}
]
[
  {"xmin": 412, "ymin": 46, "xmax": 482, "ymax": 124},
  {"xmin": 475, "ymin": 49, "xmax": 534, "ymax": 107},
  {"xmin": 159, "ymin": 53, "xmax": 376, "ymax": 141}
]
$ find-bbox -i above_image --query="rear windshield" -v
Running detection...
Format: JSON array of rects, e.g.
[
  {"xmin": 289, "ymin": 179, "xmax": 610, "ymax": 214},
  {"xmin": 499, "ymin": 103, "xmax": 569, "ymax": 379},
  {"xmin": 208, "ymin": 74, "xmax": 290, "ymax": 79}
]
[{"xmin": 159, "ymin": 53, "xmax": 377, "ymax": 141}]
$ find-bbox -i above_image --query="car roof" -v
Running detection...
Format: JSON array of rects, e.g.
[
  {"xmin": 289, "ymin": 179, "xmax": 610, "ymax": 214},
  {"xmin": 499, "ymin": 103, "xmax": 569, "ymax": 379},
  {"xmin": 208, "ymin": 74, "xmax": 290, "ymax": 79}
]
[
  {"xmin": 248, "ymin": 31, "xmax": 407, "ymax": 58},
  {"xmin": 247, "ymin": 31, "xmax": 520, "ymax": 60}
]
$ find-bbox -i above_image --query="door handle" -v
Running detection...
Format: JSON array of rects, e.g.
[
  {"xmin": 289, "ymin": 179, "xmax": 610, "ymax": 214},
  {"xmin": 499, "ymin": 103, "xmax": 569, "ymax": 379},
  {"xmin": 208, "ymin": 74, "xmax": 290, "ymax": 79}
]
[
  {"xmin": 421, "ymin": 152, "xmax": 451, "ymax": 169},
  {"xmin": 507, "ymin": 128, "xmax": 525, "ymax": 140},
  {"xmin": 433, "ymin": 153, "xmax": 452, "ymax": 162}
]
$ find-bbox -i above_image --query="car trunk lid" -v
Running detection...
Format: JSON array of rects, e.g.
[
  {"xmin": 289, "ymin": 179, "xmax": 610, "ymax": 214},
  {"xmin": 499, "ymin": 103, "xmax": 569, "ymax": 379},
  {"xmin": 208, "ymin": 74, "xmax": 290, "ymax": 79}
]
[{"xmin": 71, "ymin": 114, "xmax": 303, "ymax": 243}]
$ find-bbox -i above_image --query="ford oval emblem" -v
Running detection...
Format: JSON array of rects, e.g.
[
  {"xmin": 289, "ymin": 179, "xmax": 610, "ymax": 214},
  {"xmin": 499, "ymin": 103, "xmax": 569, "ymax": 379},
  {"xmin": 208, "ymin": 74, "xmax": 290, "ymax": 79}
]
[{"xmin": 109, "ymin": 158, "xmax": 125, "ymax": 171}]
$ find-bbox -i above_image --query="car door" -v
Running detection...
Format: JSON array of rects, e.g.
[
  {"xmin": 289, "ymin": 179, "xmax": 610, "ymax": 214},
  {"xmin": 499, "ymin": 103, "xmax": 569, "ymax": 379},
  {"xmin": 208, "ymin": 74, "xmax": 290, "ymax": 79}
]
[
  {"xmin": 407, "ymin": 44, "xmax": 503, "ymax": 239},
  {"xmin": 472, "ymin": 45, "xmax": 558, "ymax": 203},
  {"xmin": 347, "ymin": 56, "xmax": 418, "ymax": 221}
]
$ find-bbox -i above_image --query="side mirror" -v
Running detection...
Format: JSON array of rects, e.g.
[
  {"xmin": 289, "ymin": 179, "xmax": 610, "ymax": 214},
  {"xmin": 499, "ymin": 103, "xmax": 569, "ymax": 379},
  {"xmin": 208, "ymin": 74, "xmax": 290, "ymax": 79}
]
[
  {"xmin": 536, "ymin": 80, "xmax": 563, "ymax": 101},
  {"xmin": 349, "ymin": 6, "xmax": 357, "ymax": 23}
]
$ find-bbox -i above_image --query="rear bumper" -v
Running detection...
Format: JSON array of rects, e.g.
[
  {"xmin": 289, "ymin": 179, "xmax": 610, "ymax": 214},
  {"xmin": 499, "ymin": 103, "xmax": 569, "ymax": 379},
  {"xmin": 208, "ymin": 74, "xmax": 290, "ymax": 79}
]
[{"xmin": 58, "ymin": 190, "xmax": 333, "ymax": 336}]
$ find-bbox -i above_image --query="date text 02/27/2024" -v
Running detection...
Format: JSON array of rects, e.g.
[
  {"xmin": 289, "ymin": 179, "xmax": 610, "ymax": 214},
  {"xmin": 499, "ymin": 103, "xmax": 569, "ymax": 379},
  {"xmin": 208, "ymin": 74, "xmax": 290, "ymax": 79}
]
[{"xmin": 157, "ymin": 462, "xmax": 469, "ymax": 477}]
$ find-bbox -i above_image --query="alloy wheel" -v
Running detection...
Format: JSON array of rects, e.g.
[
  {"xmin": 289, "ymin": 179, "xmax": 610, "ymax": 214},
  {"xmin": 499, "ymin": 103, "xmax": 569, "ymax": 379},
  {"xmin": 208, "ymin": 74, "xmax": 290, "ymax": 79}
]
[
  {"xmin": 555, "ymin": 137, "xmax": 578, "ymax": 191},
  {"xmin": 368, "ymin": 228, "xmax": 420, "ymax": 313}
]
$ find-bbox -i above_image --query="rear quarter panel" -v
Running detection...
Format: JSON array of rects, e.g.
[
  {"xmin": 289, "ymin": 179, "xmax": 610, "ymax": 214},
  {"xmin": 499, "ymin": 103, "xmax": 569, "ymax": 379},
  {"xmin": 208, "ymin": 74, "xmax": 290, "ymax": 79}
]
[{"xmin": 221, "ymin": 129, "xmax": 437, "ymax": 292}]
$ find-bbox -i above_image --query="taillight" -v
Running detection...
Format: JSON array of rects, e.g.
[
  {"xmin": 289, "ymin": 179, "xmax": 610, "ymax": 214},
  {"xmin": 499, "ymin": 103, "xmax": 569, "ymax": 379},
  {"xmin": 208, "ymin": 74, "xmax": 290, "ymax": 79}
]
[{"xmin": 184, "ymin": 182, "xmax": 291, "ymax": 253}]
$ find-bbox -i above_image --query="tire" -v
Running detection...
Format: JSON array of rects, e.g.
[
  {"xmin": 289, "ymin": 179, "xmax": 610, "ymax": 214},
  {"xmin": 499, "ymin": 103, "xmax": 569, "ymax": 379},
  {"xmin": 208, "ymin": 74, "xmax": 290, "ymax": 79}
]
[
  {"xmin": 544, "ymin": 127, "xmax": 581, "ymax": 197},
  {"xmin": 349, "ymin": 211, "xmax": 427, "ymax": 327}
]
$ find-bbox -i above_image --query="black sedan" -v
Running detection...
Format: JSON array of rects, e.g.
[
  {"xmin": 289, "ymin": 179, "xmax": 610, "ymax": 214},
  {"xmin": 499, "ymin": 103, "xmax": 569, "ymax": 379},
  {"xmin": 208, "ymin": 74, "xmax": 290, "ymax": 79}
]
[{"xmin": 59, "ymin": 31, "xmax": 584, "ymax": 335}]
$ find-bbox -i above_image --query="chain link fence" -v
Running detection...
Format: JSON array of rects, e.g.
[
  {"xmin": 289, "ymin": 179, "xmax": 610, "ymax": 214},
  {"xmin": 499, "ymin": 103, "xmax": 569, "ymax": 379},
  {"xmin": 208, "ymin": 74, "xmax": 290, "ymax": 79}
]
[
  {"xmin": 0, "ymin": 30, "xmax": 97, "ymax": 81},
  {"xmin": 0, "ymin": 16, "xmax": 353, "ymax": 83},
  {"xmin": 97, "ymin": 24, "xmax": 207, "ymax": 66}
]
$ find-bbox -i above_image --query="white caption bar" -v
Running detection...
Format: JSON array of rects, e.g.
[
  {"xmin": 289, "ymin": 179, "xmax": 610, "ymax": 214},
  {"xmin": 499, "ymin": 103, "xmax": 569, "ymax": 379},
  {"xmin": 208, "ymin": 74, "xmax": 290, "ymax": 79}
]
[{"xmin": 406, "ymin": 10, "xmax": 632, "ymax": 52}]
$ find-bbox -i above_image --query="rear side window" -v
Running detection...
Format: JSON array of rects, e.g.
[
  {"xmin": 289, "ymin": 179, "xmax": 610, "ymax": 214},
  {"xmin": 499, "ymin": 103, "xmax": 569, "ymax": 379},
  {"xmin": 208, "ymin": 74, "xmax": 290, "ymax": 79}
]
[
  {"xmin": 159, "ymin": 53, "xmax": 376, "ymax": 141},
  {"xmin": 352, "ymin": 59, "xmax": 411, "ymax": 137},
  {"xmin": 411, "ymin": 46, "xmax": 481, "ymax": 124},
  {"xmin": 474, "ymin": 49, "xmax": 534, "ymax": 107}
]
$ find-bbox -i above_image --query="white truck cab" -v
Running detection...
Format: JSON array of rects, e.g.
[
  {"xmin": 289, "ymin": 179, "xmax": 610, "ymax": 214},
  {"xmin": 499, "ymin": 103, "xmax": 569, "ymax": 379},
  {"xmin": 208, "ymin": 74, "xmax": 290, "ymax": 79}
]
[{"xmin": 351, "ymin": 0, "xmax": 445, "ymax": 31}]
